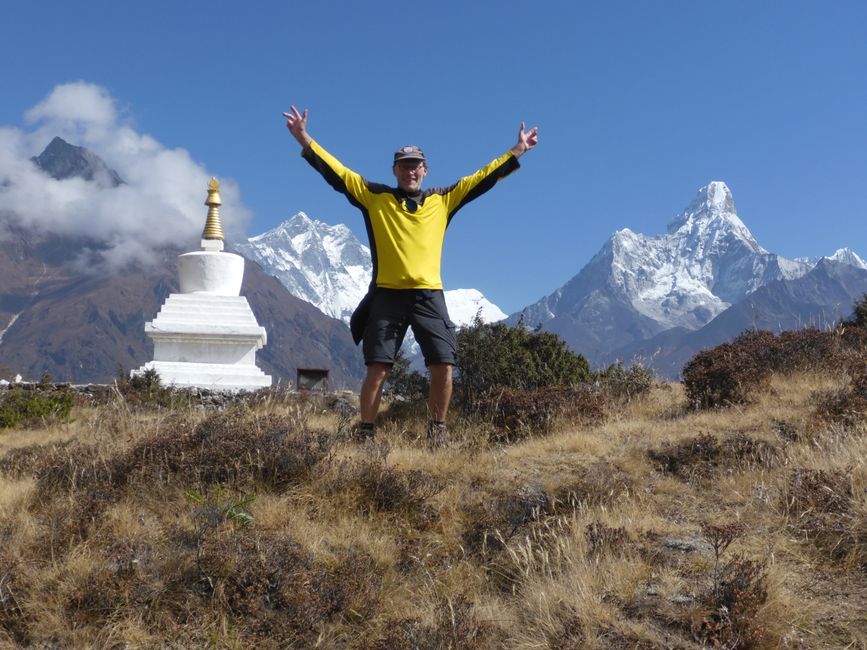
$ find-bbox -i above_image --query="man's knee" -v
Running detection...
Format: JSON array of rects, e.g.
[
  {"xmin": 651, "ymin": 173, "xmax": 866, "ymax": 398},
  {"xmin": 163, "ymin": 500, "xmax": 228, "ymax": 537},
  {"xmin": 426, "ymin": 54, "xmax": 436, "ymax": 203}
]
[
  {"xmin": 364, "ymin": 362, "xmax": 391, "ymax": 383},
  {"xmin": 428, "ymin": 363, "xmax": 453, "ymax": 383},
  {"xmin": 429, "ymin": 362, "xmax": 452, "ymax": 373}
]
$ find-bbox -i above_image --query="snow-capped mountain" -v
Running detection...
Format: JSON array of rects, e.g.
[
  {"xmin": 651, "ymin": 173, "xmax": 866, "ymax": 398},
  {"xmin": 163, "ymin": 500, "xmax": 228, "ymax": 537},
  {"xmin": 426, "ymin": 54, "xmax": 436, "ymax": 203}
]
[
  {"xmin": 239, "ymin": 213, "xmax": 506, "ymax": 333},
  {"xmin": 799, "ymin": 248, "xmax": 867, "ymax": 270},
  {"xmin": 235, "ymin": 212, "xmax": 371, "ymax": 323},
  {"xmin": 510, "ymin": 181, "xmax": 865, "ymax": 368},
  {"xmin": 613, "ymin": 258, "xmax": 867, "ymax": 379},
  {"xmin": 443, "ymin": 288, "xmax": 507, "ymax": 325}
]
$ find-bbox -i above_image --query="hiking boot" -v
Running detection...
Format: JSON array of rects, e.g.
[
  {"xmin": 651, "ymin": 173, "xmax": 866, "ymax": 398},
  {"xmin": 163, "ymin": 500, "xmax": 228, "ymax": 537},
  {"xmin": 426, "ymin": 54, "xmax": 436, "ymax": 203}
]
[
  {"xmin": 426, "ymin": 420, "xmax": 449, "ymax": 448},
  {"xmin": 351, "ymin": 422, "xmax": 375, "ymax": 441}
]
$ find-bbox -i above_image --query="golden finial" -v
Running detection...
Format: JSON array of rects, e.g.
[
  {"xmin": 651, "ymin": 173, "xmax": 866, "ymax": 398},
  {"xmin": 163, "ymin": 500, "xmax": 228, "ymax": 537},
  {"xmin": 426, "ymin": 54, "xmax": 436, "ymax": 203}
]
[{"xmin": 202, "ymin": 177, "xmax": 225, "ymax": 240}]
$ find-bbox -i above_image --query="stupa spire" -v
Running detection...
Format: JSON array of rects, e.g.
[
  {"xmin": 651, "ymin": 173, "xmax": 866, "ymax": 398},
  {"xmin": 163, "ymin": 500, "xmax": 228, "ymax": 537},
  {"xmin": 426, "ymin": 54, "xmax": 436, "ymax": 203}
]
[{"xmin": 201, "ymin": 177, "xmax": 225, "ymax": 251}]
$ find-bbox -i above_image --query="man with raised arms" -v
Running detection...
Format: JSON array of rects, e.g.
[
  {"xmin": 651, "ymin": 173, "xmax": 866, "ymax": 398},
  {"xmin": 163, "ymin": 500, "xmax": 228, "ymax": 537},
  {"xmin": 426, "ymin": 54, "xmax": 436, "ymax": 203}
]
[{"xmin": 284, "ymin": 106, "xmax": 538, "ymax": 444}]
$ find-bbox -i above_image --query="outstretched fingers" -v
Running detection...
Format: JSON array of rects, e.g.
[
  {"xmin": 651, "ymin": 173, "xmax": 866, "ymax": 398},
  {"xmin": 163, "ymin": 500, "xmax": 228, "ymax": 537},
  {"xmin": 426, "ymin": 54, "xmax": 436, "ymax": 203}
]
[
  {"xmin": 525, "ymin": 125, "xmax": 539, "ymax": 147},
  {"xmin": 283, "ymin": 105, "xmax": 305, "ymax": 124},
  {"xmin": 519, "ymin": 122, "xmax": 539, "ymax": 149}
]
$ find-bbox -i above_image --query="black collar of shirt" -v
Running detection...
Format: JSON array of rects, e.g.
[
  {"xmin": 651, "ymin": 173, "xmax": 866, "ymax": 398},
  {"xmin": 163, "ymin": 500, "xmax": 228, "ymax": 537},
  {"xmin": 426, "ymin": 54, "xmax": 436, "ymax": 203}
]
[{"xmin": 396, "ymin": 188, "xmax": 423, "ymax": 204}]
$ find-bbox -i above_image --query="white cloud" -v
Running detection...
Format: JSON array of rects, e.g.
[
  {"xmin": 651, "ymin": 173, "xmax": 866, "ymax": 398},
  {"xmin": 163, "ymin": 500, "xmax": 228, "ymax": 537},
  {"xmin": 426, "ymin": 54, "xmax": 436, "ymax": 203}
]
[
  {"xmin": 0, "ymin": 82, "xmax": 251, "ymax": 269},
  {"xmin": 25, "ymin": 82, "xmax": 117, "ymax": 130}
]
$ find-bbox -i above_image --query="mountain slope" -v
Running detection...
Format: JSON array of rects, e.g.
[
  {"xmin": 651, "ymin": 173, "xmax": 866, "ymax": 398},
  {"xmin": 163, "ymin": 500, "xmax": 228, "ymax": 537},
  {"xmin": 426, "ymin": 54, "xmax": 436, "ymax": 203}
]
[
  {"xmin": 509, "ymin": 181, "xmax": 861, "ymax": 368},
  {"xmin": 612, "ymin": 259, "xmax": 867, "ymax": 378},
  {"xmin": 235, "ymin": 212, "xmax": 371, "ymax": 323},
  {"xmin": 0, "ymin": 230, "xmax": 366, "ymax": 387},
  {"xmin": 0, "ymin": 137, "xmax": 366, "ymax": 387},
  {"xmin": 31, "ymin": 136, "xmax": 125, "ymax": 187}
]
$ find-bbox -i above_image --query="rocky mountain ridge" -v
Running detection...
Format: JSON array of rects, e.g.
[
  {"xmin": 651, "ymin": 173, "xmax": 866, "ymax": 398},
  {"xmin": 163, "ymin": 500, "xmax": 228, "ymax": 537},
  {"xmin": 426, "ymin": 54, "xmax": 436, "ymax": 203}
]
[
  {"xmin": 31, "ymin": 136, "xmax": 125, "ymax": 188},
  {"xmin": 510, "ymin": 181, "xmax": 866, "ymax": 376}
]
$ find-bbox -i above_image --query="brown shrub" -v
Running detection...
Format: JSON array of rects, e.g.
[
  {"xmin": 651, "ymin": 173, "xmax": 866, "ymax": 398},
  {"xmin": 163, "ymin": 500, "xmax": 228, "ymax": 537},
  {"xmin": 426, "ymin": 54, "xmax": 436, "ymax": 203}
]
[
  {"xmin": 812, "ymin": 365, "xmax": 867, "ymax": 424},
  {"xmin": 550, "ymin": 461, "xmax": 634, "ymax": 509},
  {"xmin": 0, "ymin": 563, "xmax": 31, "ymax": 646},
  {"xmin": 474, "ymin": 385, "xmax": 606, "ymax": 441},
  {"xmin": 327, "ymin": 446, "xmax": 444, "ymax": 523},
  {"xmin": 12, "ymin": 442, "xmax": 128, "ymax": 552},
  {"xmin": 648, "ymin": 432, "xmax": 780, "ymax": 482},
  {"xmin": 380, "ymin": 395, "xmax": 431, "ymax": 427},
  {"xmin": 39, "ymin": 479, "xmax": 122, "ymax": 552},
  {"xmin": 461, "ymin": 465, "xmax": 632, "ymax": 559},
  {"xmin": 786, "ymin": 468, "xmax": 850, "ymax": 514},
  {"xmin": 42, "ymin": 529, "xmax": 200, "ymax": 639},
  {"xmin": 682, "ymin": 330, "xmax": 778, "ymax": 408},
  {"xmin": 0, "ymin": 440, "xmax": 76, "ymax": 481},
  {"xmin": 123, "ymin": 412, "xmax": 331, "ymax": 490},
  {"xmin": 700, "ymin": 556, "xmax": 769, "ymax": 650},
  {"xmin": 370, "ymin": 595, "xmax": 495, "ymax": 650},
  {"xmin": 683, "ymin": 328, "xmax": 850, "ymax": 409},
  {"xmin": 16, "ymin": 411, "xmax": 331, "ymax": 499},
  {"xmin": 40, "ymin": 525, "xmax": 380, "ymax": 647},
  {"xmin": 63, "ymin": 564, "xmax": 128, "ymax": 628},
  {"xmin": 196, "ymin": 530, "xmax": 380, "ymax": 646},
  {"xmin": 124, "ymin": 411, "xmax": 333, "ymax": 491},
  {"xmin": 840, "ymin": 324, "xmax": 867, "ymax": 352},
  {"xmin": 13, "ymin": 412, "xmax": 333, "ymax": 558},
  {"xmin": 584, "ymin": 520, "xmax": 629, "ymax": 556},
  {"xmin": 32, "ymin": 443, "xmax": 125, "ymax": 497},
  {"xmin": 783, "ymin": 468, "xmax": 865, "ymax": 567},
  {"xmin": 461, "ymin": 483, "xmax": 550, "ymax": 557},
  {"xmin": 773, "ymin": 328, "xmax": 839, "ymax": 374}
]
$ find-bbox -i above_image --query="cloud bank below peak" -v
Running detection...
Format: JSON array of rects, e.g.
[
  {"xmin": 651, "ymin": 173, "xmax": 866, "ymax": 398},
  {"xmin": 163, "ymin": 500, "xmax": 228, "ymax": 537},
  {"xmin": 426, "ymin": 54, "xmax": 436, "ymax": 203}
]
[{"xmin": 0, "ymin": 81, "xmax": 251, "ymax": 268}]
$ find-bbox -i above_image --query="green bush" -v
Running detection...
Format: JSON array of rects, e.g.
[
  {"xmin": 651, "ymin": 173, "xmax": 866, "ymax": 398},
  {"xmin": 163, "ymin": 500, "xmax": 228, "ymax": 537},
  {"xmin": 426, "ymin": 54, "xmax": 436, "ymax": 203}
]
[
  {"xmin": 594, "ymin": 361, "xmax": 655, "ymax": 401},
  {"xmin": 115, "ymin": 367, "xmax": 195, "ymax": 410},
  {"xmin": 0, "ymin": 387, "xmax": 74, "ymax": 428},
  {"xmin": 455, "ymin": 316, "xmax": 590, "ymax": 408},
  {"xmin": 119, "ymin": 367, "xmax": 168, "ymax": 403},
  {"xmin": 844, "ymin": 293, "xmax": 867, "ymax": 329},
  {"xmin": 383, "ymin": 349, "xmax": 429, "ymax": 402}
]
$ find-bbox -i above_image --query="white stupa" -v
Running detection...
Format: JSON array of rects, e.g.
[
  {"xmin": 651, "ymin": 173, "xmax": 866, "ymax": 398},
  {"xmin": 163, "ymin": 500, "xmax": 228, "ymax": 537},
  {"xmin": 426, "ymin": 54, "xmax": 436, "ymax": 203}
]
[{"xmin": 137, "ymin": 178, "xmax": 271, "ymax": 390}]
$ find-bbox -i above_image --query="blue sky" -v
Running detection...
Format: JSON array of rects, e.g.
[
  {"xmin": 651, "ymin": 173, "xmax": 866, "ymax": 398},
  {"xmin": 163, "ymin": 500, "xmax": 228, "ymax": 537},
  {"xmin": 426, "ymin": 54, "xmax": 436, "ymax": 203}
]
[{"xmin": 1, "ymin": 0, "xmax": 865, "ymax": 314}]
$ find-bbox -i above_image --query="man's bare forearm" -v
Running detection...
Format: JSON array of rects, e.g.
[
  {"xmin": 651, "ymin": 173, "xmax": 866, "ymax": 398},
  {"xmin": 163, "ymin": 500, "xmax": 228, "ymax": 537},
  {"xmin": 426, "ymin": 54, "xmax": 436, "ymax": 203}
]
[{"xmin": 293, "ymin": 130, "xmax": 312, "ymax": 149}]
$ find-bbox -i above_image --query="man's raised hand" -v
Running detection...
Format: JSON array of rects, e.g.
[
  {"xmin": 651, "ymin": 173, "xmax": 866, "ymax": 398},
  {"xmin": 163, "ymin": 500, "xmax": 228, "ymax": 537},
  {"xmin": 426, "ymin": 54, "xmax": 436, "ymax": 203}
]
[
  {"xmin": 511, "ymin": 122, "xmax": 539, "ymax": 158},
  {"xmin": 283, "ymin": 106, "xmax": 312, "ymax": 148}
]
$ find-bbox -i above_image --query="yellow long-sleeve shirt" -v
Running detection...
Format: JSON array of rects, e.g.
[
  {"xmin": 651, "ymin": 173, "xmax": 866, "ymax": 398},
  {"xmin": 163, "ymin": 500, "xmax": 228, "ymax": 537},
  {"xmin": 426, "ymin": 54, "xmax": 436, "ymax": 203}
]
[{"xmin": 301, "ymin": 140, "xmax": 520, "ymax": 290}]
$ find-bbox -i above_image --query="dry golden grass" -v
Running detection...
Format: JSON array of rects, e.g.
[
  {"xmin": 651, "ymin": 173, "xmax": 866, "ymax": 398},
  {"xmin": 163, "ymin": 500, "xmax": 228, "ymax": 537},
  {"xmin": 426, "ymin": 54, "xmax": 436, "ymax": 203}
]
[{"xmin": 0, "ymin": 369, "xmax": 864, "ymax": 648}]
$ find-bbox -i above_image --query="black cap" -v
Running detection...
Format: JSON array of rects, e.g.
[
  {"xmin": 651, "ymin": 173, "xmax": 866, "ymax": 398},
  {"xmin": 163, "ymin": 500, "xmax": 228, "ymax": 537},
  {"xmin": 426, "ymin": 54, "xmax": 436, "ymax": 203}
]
[{"xmin": 393, "ymin": 145, "xmax": 426, "ymax": 163}]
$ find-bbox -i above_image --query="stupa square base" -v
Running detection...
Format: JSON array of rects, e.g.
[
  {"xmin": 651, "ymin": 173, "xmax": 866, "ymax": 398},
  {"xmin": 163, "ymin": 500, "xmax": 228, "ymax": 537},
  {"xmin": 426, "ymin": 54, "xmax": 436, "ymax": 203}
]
[{"xmin": 139, "ymin": 360, "xmax": 272, "ymax": 391}]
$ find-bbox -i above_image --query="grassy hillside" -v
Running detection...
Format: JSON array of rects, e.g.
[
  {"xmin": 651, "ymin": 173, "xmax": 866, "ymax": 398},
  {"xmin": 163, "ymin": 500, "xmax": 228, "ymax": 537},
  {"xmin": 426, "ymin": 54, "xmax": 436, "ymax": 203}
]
[{"xmin": 0, "ymin": 362, "xmax": 864, "ymax": 647}]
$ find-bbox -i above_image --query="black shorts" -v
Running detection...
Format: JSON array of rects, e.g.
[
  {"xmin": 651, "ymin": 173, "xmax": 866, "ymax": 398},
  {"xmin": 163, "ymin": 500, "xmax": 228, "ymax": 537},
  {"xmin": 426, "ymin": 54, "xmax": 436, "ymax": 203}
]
[{"xmin": 362, "ymin": 288, "xmax": 457, "ymax": 366}]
